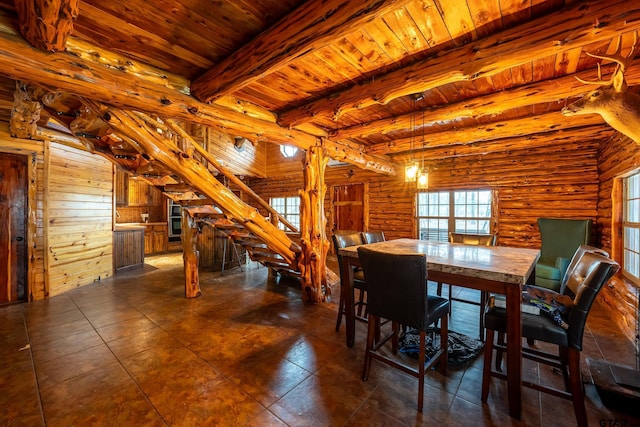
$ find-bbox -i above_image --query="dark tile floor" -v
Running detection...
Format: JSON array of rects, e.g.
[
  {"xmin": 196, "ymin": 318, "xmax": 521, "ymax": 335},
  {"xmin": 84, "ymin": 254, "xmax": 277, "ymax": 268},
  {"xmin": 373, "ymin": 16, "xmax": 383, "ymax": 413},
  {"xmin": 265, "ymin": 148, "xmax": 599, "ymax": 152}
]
[{"xmin": 2, "ymin": 252, "xmax": 640, "ymax": 426}]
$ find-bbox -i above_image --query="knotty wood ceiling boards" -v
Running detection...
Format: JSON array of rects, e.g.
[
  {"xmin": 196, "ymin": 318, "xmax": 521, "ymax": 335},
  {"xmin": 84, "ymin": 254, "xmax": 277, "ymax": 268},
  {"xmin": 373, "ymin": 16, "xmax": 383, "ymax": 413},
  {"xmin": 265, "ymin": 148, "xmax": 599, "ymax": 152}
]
[{"xmin": 0, "ymin": 0, "xmax": 638, "ymax": 166}]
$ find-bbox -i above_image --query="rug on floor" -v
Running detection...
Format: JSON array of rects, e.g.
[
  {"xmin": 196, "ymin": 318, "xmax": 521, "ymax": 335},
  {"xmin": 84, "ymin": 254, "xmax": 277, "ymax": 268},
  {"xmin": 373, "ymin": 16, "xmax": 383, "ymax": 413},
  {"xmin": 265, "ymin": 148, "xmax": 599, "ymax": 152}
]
[{"xmin": 398, "ymin": 327, "xmax": 484, "ymax": 366}]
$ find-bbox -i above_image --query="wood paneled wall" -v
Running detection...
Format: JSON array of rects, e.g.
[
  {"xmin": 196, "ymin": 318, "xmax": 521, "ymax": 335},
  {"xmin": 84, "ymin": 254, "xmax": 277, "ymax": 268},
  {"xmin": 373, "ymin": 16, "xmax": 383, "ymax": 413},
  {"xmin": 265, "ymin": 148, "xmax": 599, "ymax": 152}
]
[
  {"xmin": 47, "ymin": 142, "xmax": 113, "ymax": 296},
  {"xmin": 186, "ymin": 123, "xmax": 267, "ymax": 178},
  {"xmin": 596, "ymin": 134, "xmax": 640, "ymax": 344}
]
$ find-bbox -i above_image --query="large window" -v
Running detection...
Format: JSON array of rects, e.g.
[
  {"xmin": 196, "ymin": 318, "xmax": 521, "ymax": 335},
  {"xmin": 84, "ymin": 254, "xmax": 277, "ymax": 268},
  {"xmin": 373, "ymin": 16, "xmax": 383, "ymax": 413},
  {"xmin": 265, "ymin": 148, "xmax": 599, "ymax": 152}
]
[
  {"xmin": 269, "ymin": 196, "xmax": 300, "ymax": 230},
  {"xmin": 623, "ymin": 171, "xmax": 640, "ymax": 284},
  {"xmin": 417, "ymin": 190, "xmax": 493, "ymax": 241}
]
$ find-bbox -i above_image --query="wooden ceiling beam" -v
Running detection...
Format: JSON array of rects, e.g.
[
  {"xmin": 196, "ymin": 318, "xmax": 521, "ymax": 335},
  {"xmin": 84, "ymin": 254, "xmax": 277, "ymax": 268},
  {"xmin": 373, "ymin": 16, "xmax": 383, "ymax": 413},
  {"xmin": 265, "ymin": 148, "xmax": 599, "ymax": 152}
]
[
  {"xmin": 190, "ymin": 0, "xmax": 411, "ymax": 103},
  {"xmin": 394, "ymin": 127, "xmax": 613, "ymax": 161},
  {"xmin": 332, "ymin": 66, "xmax": 640, "ymax": 141},
  {"xmin": 14, "ymin": 0, "xmax": 78, "ymax": 52},
  {"xmin": 279, "ymin": 0, "xmax": 640, "ymax": 127},
  {"xmin": 0, "ymin": 18, "xmax": 396, "ymax": 175},
  {"xmin": 369, "ymin": 111, "xmax": 606, "ymax": 155},
  {"xmin": 63, "ymin": 37, "xmax": 329, "ymax": 138}
]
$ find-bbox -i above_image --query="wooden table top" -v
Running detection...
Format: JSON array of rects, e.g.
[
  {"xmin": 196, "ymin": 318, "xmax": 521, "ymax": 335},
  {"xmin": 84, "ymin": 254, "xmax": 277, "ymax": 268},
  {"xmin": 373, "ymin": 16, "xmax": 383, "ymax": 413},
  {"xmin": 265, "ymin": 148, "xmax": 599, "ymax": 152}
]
[{"xmin": 338, "ymin": 238, "xmax": 540, "ymax": 285}]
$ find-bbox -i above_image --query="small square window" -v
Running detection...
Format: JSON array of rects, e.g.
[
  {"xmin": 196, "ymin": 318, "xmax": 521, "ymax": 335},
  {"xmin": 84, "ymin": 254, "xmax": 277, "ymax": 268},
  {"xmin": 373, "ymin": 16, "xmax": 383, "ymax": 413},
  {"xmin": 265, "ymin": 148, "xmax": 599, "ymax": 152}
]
[{"xmin": 280, "ymin": 145, "xmax": 298, "ymax": 158}]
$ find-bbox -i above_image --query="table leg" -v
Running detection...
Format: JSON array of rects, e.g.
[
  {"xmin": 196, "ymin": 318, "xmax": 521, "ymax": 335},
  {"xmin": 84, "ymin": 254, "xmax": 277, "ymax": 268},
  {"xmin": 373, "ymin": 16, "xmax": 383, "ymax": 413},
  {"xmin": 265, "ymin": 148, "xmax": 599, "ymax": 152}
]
[
  {"xmin": 505, "ymin": 283, "xmax": 522, "ymax": 419},
  {"xmin": 341, "ymin": 257, "xmax": 356, "ymax": 347}
]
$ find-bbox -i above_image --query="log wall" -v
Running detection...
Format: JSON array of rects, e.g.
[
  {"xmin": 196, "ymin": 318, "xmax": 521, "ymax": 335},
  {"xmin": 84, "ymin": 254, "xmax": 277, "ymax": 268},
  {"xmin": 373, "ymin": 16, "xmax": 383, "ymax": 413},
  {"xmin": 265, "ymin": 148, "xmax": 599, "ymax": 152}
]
[
  {"xmin": 256, "ymin": 135, "xmax": 640, "ymax": 344},
  {"xmin": 47, "ymin": 142, "xmax": 113, "ymax": 296},
  {"xmin": 251, "ymin": 139, "xmax": 601, "ymax": 250},
  {"xmin": 596, "ymin": 133, "xmax": 640, "ymax": 344}
]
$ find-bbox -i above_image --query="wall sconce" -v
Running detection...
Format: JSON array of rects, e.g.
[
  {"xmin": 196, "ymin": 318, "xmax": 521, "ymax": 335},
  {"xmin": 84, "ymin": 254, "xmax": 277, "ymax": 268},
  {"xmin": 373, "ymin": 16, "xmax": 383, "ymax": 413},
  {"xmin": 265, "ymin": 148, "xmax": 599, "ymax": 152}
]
[{"xmin": 234, "ymin": 137, "xmax": 248, "ymax": 152}]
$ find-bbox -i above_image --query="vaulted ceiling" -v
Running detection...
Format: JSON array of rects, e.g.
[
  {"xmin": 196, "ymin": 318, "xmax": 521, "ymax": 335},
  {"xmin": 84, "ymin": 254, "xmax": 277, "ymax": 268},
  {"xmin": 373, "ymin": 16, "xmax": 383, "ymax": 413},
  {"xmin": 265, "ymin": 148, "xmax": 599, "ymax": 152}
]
[{"xmin": 0, "ymin": 0, "xmax": 638, "ymax": 176}]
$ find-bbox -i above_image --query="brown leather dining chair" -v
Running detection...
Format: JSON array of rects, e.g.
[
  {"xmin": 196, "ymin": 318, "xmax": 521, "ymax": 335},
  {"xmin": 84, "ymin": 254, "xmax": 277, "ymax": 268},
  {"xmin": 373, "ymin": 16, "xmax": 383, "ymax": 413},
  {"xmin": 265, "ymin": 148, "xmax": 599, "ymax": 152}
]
[
  {"xmin": 481, "ymin": 251, "xmax": 619, "ymax": 427},
  {"xmin": 361, "ymin": 231, "xmax": 385, "ymax": 244},
  {"xmin": 437, "ymin": 232, "xmax": 496, "ymax": 340},
  {"xmin": 358, "ymin": 245, "xmax": 450, "ymax": 412},
  {"xmin": 332, "ymin": 232, "xmax": 367, "ymax": 332}
]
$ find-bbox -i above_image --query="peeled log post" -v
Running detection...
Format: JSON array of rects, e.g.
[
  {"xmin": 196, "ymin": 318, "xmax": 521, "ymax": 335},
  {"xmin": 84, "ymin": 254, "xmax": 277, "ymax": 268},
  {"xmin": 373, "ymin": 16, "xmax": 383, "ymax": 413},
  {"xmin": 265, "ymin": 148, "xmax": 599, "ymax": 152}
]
[
  {"xmin": 15, "ymin": 0, "xmax": 79, "ymax": 52},
  {"xmin": 298, "ymin": 144, "xmax": 330, "ymax": 303},
  {"xmin": 181, "ymin": 209, "xmax": 201, "ymax": 298}
]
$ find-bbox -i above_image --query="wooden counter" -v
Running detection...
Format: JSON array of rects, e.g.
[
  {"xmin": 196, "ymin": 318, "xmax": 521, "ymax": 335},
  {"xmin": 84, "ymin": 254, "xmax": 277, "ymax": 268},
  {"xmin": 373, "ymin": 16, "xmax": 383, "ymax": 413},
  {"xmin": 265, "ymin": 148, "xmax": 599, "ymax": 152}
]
[{"xmin": 113, "ymin": 225, "xmax": 145, "ymax": 273}]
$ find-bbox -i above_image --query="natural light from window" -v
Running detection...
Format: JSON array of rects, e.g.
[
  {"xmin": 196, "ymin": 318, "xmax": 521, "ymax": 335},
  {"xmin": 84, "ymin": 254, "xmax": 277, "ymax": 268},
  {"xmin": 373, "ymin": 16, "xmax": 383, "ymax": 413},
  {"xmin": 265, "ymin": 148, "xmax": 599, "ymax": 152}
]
[
  {"xmin": 623, "ymin": 171, "xmax": 640, "ymax": 284},
  {"xmin": 280, "ymin": 145, "xmax": 298, "ymax": 158},
  {"xmin": 417, "ymin": 190, "xmax": 492, "ymax": 241},
  {"xmin": 269, "ymin": 196, "xmax": 300, "ymax": 230}
]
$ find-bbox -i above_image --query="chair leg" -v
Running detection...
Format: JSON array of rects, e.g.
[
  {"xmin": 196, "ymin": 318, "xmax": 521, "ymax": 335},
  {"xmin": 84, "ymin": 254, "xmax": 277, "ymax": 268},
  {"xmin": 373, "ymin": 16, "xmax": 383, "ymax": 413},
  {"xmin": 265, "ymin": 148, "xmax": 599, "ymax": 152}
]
[
  {"xmin": 391, "ymin": 321, "xmax": 399, "ymax": 353},
  {"xmin": 481, "ymin": 328, "xmax": 495, "ymax": 402},
  {"xmin": 495, "ymin": 332, "xmax": 505, "ymax": 371},
  {"xmin": 439, "ymin": 314, "xmax": 448, "ymax": 374},
  {"xmin": 362, "ymin": 314, "xmax": 378, "ymax": 381},
  {"xmin": 559, "ymin": 346, "xmax": 571, "ymax": 391},
  {"xmin": 567, "ymin": 347, "xmax": 588, "ymax": 427},
  {"xmin": 356, "ymin": 289, "xmax": 366, "ymax": 317},
  {"xmin": 418, "ymin": 330, "xmax": 426, "ymax": 412},
  {"xmin": 335, "ymin": 285, "xmax": 345, "ymax": 332},
  {"xmin": 479, "ymin": 291, "xmax": 488, "ymax": 341}
]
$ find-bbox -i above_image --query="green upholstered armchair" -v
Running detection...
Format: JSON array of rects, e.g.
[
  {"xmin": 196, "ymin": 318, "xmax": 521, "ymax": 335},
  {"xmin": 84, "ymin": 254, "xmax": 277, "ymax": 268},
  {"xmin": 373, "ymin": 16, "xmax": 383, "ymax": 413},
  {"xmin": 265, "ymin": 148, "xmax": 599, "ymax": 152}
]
[{"xmin": 535, "ymin": 218, "xmax": 592, "ymax": 291}]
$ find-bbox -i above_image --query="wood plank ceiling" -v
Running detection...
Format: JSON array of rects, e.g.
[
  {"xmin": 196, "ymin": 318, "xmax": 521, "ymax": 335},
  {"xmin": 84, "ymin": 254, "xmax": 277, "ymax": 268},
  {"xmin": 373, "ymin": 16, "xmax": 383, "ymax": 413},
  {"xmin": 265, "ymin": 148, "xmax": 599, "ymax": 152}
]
[{"xmin": 0, "ymin": 0, "xmax": 638, "ymax": 175}]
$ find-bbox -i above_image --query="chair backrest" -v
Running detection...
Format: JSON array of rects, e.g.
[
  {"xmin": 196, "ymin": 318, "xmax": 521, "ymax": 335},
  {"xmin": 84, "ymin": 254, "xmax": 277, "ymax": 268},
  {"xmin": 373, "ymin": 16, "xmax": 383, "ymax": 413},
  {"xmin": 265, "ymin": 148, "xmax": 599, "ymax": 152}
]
[
  {"xmin": 448, "ymin": 232, "xmax": 496, "ymax": 246},
  {"xmin": 332, "ymin": 232, "xmax": 364, "ymax": 272},
  {"xmin": 564, "ymin": 251, "xmax": 620, "ymax": 350},
  {"xmin": 361, "ymin": 231, "xmax": 385, "ymax": 244},
  {"xmin": 357, "ymin": 246, "xmax": 428, "ymax": 330},
  {"xmin": 560, "ymin": 245, "xmax": 609, "ymax": 296},
  {"xmin": 537, "ymin": 218, "xmax": 592, "ymax": 265}
]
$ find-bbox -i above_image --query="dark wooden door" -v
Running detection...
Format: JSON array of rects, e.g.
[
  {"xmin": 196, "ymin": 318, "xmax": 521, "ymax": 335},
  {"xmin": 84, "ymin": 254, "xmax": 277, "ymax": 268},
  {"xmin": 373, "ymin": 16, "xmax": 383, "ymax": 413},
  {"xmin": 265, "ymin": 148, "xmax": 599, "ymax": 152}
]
[
  {"xmin": 0, "ymin": 153, "xmax": 28, "ymax": 303},
  {"xmin": 332, "ymin": 183, "xmax": 365, "ymax": 234}
]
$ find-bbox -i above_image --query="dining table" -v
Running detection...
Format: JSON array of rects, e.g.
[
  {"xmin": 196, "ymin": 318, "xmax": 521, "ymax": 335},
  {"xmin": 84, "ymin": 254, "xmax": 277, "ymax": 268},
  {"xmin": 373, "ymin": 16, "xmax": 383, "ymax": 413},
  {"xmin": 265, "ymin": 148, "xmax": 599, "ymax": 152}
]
[{"xmin": 337, "ymin": 238, "xmax": 540, "ymax": 420}]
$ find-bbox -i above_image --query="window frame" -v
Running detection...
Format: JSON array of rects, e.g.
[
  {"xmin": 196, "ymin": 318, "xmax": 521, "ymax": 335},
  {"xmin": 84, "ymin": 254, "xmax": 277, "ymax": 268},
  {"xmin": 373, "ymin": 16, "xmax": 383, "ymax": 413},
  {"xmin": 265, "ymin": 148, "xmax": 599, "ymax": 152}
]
[
  {"xmin": 269, "ymin": 196, "xmax": 300, "ymax": 231},
  {"xmin": 622, "ymin": 170, "xmax": 640, "ymax": 285},
  {"xmin": 280, "ymin": 145, "xmax": 298, "ymax": 158},
  {"xmin": 416, "ymin": 189, "xmax": 494, "ymax": 242}
]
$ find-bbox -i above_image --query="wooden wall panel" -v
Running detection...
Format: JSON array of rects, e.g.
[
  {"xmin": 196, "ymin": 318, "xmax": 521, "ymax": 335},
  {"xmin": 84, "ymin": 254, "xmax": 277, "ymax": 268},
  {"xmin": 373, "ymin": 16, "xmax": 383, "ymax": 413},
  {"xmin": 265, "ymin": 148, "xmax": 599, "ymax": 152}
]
[
  {"xmin": 47, "ymin": 142, "xmax": 113, "ymax": 296},
  {"xmin": 596, "ymin": 133, "xmax": 640, "ymax": 344},
  {"xmin": 186, "ymin": 123, "xmax": 267, "ymax": 178},
  {"xmin": 0, "ymin": 124, "xmax": 44, "ymax": 300}
]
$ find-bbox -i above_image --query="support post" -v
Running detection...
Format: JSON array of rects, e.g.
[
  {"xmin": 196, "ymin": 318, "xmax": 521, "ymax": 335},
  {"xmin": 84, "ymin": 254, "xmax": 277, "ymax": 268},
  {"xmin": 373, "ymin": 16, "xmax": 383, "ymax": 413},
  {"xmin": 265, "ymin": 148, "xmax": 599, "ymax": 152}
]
[
  {"xmin": 181, "ymin": 208, "xmax": 201, "ymax": 298},
  {"xmin": 298, "ymin": 143, "xmax": 330, "ymax": 303}
]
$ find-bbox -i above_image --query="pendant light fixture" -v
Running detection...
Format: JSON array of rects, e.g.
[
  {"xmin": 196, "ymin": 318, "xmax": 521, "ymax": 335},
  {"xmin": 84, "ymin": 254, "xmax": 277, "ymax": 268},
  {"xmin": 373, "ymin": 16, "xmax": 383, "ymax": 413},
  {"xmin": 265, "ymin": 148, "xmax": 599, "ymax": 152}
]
[
  {"xmin": 404, "ymin": 96, "xmax": 419, "ymax": 182},
  {"xmin": 416, "ymin": 108, "xmax": 429, "ymax": 189}
]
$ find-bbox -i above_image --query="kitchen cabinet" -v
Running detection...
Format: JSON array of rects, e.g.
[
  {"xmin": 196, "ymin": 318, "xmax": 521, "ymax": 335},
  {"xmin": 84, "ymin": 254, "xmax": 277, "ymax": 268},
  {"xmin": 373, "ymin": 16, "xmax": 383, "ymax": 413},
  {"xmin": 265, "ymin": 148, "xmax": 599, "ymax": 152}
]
[
  {"xmin": 115, "ymin": 169, "xmax": 129, "ymax": 206},
  {"xmin": 143, "ymin": 223, "xmax": 168, "ymax": 255},
  {"xmin": 128, "ymin": 179, "xmax": 151, "ymax": 206}
]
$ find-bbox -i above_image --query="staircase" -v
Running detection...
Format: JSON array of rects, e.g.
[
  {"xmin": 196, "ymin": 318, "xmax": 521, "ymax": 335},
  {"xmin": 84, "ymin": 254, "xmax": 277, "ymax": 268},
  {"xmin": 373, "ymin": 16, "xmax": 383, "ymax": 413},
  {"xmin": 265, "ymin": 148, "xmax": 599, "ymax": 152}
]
[
  {"xmin": 194, "ymin": 213, "xmax": 302, "ymax": 277},
  {"xmin": 42, "ymin": 95, "xmax": 305, "ymax": 278}
]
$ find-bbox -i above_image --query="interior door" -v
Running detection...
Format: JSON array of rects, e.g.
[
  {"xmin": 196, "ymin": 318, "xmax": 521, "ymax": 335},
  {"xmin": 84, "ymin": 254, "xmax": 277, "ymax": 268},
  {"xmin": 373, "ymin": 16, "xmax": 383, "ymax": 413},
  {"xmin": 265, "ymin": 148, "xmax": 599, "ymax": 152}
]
[
  {"xmin": 332, "ymin": 183, "xmax": 365, "ymax": 235},
  {"xmin": 0, "ymin": 153, "xmax": 28, "ymax": 303}
]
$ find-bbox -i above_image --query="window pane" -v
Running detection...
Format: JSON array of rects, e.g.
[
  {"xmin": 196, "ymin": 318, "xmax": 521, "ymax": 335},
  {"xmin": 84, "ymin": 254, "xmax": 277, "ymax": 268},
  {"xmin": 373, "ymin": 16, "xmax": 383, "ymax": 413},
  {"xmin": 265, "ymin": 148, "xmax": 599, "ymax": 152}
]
[
  {"xmin": 629, "ymin": 199, "xmax": 640, "ymax": 222},
  {"xmin": 418, "ymin": 189, "xmax": 492, "ymax": 241},
  {"xmin": 623, "ymin": 171, "xmax": 640, "ymax": 283}
]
